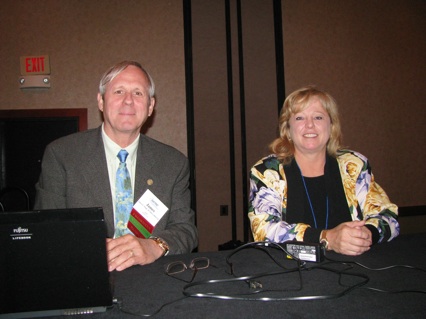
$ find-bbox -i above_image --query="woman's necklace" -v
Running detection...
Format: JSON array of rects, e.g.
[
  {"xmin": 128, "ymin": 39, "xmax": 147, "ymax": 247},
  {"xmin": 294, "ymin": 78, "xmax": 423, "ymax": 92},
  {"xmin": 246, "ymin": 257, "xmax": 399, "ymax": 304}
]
[{"xmin": 299, "ymin": 171, "xmax": 329, "ymax": 229}]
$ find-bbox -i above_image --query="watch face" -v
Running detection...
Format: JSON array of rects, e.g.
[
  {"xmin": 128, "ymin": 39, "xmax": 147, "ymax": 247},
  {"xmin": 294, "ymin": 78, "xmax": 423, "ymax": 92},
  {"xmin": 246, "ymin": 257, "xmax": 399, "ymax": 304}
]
[
  {"xmin": 152, "ymin": 237, "xmax": 169, "ymax": 256},
  {"xmin": 158, "ymin": 238, "xmax": 169, "ymax": 250}
]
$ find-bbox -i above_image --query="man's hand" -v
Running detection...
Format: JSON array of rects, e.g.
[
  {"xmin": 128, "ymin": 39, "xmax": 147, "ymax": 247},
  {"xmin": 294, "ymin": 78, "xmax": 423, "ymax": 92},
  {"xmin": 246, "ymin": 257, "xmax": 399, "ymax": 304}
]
[
  {"xmin": 326, "ymin": 220, "xmax": 372, "ymax": 256},
  {"xmin": 106, "ymin": 234, "xmax": 164, "ymax": 271}
]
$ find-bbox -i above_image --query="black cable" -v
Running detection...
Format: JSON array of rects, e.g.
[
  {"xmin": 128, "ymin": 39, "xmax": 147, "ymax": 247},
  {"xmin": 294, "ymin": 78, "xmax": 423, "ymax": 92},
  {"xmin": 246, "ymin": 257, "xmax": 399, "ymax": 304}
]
[
  {"xmin": 225, "ymin": 241, "xmax": 305, "ymax": 271},
  {"xmin": 115, "ymin": 296, "xmax": 188, "ymax": 318},
  {"xmin": 362, "ymin": 287, "xmax": 426, "ymax": 294},
  {"xmin": 182, "ymin": 263, "xmax": 369, "ymax": 301},
  {"xmin": 224, "ymin": 241, "xmax": 306, "ymax": 293},
  {"xmin": 324, "ymin": 256, "xmax": 426, "ymax": 295},
  {"xmin": 115, "ymin": 246, "xmax": 426, "ymax": 316},
  {"xmin": 182, "ymin": 242, "xmax": 370, "ymax": 301},
  {"xmin": 325, "ymin": 256, "xmax": 426, "ymax": 273}
]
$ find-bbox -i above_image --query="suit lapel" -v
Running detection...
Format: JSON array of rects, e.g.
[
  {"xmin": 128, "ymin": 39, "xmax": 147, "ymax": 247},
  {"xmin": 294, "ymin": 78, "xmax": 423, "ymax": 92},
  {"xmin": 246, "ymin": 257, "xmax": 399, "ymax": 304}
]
[
  {"xmin": 81, "ymin": 128, "xmax": 114, "ymax": 232},
  {"xmin": 134, "ymin": 135, "xmax": 155, "ymax": 201}
]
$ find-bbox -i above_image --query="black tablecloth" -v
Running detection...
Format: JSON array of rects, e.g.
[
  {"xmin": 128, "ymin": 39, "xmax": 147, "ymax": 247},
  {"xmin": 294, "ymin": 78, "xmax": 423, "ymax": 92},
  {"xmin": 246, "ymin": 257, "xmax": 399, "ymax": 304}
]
[{"xmin": 67, "ymin": 233, "xmax": 426, "ymax": 318}]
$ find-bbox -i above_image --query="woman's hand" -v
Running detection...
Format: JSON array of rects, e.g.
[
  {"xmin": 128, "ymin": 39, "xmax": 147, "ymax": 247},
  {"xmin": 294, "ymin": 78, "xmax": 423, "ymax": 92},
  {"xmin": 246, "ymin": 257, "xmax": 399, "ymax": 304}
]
[{"xmin": 326, "ymin": 220, "xmax": 372, "ymax": 255}]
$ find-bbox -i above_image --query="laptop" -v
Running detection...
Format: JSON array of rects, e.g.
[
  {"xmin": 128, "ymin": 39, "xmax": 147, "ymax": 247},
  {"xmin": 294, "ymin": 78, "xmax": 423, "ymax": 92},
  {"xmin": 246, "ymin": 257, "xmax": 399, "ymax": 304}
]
[{"xmin": 0, "ymin": 207, "xmax": 113, "ymax": 318}]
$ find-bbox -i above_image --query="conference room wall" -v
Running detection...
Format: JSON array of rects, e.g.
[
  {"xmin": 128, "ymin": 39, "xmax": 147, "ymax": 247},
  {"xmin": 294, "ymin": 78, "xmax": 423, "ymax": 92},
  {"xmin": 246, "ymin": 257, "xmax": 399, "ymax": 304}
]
[
  {"xmin": 192, "ymin": 0, "xmax": 426, "ymax": 251},
  {"xmin": 282, "ymin": 0, "xmax": 426, "ymax": 211},
  {"xmin": 0, "ymin": 0, "xmax": 188, "ymax": 155},
  {"xmin": 0, "ymin": 1, "xmax": 424, "ymax": 252}
]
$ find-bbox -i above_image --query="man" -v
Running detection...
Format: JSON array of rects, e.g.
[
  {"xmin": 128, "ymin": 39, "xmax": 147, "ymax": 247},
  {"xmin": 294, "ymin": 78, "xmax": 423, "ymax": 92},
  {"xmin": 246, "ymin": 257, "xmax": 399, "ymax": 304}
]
[{"xmin": 34, "ymin": 61, "xmax": 198, "ymax": 271}]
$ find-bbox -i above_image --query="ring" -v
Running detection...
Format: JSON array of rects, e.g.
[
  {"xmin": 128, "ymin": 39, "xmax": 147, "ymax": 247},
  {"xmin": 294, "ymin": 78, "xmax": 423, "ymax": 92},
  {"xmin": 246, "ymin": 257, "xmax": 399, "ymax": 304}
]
[{"xmin": 129, "ymin": 250, "xmax": 134, "ymax": 258}]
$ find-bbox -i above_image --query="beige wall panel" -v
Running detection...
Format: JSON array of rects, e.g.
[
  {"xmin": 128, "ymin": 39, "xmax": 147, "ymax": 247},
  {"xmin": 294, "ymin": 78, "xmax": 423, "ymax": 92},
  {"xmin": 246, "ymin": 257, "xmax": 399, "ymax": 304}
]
[
  {"xmin": 2, "ymin": 0, "xmax": 424, "ymax": 252},
  {"xmin": 192, "ymin": 0, "xmax": 280, "ymax": 251},
  {"xmin": 282, "ymin": 0, "xmax": 426, "ymax": 207},
  {"xmin": 0, "ymin": 0, "xmax": 187, "ymax": 155},
  {"xmin": 241, "ymin": 0, "xmax": 280, "ymax": 239},
  {"xmin": 192, "ymin": 1, "xmax": 233, "ymax": 252}
]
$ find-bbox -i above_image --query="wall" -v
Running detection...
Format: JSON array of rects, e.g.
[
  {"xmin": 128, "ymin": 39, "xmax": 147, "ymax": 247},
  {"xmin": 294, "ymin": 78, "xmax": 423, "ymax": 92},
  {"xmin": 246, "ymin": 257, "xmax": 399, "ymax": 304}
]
[
  {"xmin": 0, "ymin": 0, "xmax": 188, "ymax": 155},
  {"xmin": 192, "ymin": 0, "xmax": 279, "ymax": 251},
  {"xmin": 282, "ymin": 0, "xmax": 426, "ymax": 207},
  {"xmin": 191, "ymin": 0, "xmax": 425, "ymax": 251},
  {"xmin": 1, "ymin": 0, "xmax": 424, "ymax": 252}
]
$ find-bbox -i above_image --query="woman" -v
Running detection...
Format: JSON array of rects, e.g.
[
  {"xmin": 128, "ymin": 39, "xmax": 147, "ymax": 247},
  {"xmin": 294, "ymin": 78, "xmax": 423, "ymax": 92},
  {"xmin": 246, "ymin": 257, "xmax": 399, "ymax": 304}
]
[{"xmin": 248, "ymin": 86, "xmax": 399, "ymax": 256}]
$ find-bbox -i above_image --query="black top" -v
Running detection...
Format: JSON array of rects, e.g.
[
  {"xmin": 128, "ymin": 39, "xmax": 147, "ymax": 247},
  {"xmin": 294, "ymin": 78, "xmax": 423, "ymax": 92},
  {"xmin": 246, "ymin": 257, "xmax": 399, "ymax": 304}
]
[
  {"xmin": 302, "ymin": 175, "xmax": 329, "ymax": 229},
  {"xmin": 285, "ymin": 155, "xmax": 361, "ymax": 242}
]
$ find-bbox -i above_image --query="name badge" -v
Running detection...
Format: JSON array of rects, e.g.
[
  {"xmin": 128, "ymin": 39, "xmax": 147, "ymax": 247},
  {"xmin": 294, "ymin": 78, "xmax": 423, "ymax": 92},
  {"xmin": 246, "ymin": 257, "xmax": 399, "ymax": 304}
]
[{"xmin": 127, "ymin": 189, "xmax": 169, "ymax": 238}]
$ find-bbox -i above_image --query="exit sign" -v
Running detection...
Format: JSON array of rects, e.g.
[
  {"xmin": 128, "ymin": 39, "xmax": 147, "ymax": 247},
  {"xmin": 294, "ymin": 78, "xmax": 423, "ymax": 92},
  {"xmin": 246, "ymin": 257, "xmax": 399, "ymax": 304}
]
[{"xmin": 20, "ymin": 55, "xmax": 51, "ymax": 75}]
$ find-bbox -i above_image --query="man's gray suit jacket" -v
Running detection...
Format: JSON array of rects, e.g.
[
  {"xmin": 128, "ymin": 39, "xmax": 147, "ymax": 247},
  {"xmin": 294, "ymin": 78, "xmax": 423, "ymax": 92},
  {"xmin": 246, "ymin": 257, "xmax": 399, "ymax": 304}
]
[{"xmin": 34, "ymin": 127, "xmax": 198, "ymax": 254}]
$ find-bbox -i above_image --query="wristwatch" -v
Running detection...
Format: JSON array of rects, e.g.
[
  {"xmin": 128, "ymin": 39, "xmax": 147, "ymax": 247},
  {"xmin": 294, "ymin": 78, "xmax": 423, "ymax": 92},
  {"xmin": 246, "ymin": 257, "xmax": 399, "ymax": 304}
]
[
  {"xmin": 320, "ymin": 230, "xmax": 329, "ymax": 250},
  {"xmin": 150, "ymin": 236, "xmax": 170, "ymax": 257}
]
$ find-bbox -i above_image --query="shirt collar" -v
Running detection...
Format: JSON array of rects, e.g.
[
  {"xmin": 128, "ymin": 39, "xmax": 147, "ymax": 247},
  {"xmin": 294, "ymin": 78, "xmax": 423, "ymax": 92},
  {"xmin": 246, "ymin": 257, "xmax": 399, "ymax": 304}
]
[{"xmin": 101, "ymin": 124, "xmax": 139, "ymax": 161}]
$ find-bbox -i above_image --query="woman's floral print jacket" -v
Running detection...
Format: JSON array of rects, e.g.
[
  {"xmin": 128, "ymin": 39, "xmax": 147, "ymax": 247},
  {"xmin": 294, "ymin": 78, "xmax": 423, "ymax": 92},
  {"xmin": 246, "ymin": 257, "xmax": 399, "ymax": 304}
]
[{"xmin": 248, "ymin": 150, "xmax": 400, "ymax": 244}]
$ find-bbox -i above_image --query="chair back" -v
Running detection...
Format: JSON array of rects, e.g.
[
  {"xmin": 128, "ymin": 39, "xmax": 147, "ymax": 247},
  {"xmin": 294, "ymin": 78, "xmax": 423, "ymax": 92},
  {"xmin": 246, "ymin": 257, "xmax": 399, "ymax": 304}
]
[{"xmin": 0, "ymin": 187, "xmax": 30, "ymax": 212}]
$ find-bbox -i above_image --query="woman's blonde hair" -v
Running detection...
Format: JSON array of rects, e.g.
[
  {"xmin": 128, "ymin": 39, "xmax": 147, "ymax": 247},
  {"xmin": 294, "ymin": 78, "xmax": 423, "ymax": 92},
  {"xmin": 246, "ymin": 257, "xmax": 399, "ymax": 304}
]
[{"xmin": 269, "ymin": 86, "xmax": 343, "ymax": 164}]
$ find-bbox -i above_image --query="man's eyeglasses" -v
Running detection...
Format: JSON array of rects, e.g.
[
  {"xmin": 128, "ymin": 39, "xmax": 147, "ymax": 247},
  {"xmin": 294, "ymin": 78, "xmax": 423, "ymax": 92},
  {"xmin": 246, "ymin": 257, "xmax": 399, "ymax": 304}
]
[{"xmin": 165, "ymin": 257, "xmax": 211, "ymax": 283}]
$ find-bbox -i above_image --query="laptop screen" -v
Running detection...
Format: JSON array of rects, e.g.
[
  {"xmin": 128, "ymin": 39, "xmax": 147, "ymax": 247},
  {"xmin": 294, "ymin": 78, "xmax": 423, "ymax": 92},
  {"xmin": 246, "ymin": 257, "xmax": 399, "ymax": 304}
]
[{"xmin": 0, "ymin": 207, "xmax": 113, "ymax": 318}]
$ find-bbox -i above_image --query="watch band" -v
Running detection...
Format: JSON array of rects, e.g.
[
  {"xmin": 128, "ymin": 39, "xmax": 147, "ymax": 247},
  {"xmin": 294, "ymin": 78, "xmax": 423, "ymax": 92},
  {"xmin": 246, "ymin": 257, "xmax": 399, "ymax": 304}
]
[
  {"xmin": 150, "ymin": 236, "xmax": 170, "ymax": 257},
  {"xmin": 320, "ymin": 230, "xmax": 329, "ymax": 250}
]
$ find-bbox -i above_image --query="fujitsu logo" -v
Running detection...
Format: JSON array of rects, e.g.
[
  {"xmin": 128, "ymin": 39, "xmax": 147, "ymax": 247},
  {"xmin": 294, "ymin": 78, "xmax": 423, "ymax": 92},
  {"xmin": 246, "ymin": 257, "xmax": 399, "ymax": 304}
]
[{"xmin": 13, "ymin": 227, "xmax": 29, "ymax": 234}]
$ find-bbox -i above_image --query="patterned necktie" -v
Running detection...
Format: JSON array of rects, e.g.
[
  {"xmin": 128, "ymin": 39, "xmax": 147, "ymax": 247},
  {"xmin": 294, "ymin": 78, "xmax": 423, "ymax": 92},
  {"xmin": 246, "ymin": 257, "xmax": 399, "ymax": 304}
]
[{"xmin": 114, "ymin": 149, "xmax": 133, "ymax": 238}]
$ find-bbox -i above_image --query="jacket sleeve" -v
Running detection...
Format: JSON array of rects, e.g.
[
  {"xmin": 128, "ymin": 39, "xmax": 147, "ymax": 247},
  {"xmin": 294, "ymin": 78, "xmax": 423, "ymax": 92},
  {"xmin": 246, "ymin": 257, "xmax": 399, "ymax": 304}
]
[
  {"xmin": 34, "ymin": 142, "xmax": 68, "ymax": 209},
  {"xmin": 338, "ymin": 151, "xmax": 400, "ymax": 243},
  {"xmin": 149, "ymin": 155, "xmax": 198, "ymax": 254},
  {"xmin": 248, "ymin": 157, "xmax": 310, "ymax": 243}
]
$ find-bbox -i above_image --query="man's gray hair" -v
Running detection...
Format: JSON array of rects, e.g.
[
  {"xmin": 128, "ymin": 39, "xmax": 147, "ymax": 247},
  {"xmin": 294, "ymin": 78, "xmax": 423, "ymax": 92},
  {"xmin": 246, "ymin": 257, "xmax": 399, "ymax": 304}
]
[{"xmin": 98, "ymin": 60, "xmax": 155, "ymax": 98}]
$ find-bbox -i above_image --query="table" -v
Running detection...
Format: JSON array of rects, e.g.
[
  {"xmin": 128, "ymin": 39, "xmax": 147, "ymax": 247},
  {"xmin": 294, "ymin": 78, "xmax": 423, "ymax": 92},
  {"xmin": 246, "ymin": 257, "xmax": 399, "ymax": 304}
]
[{"xmin": 69, "ymin": 233, "xmax": 426, "ymax": 318}]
